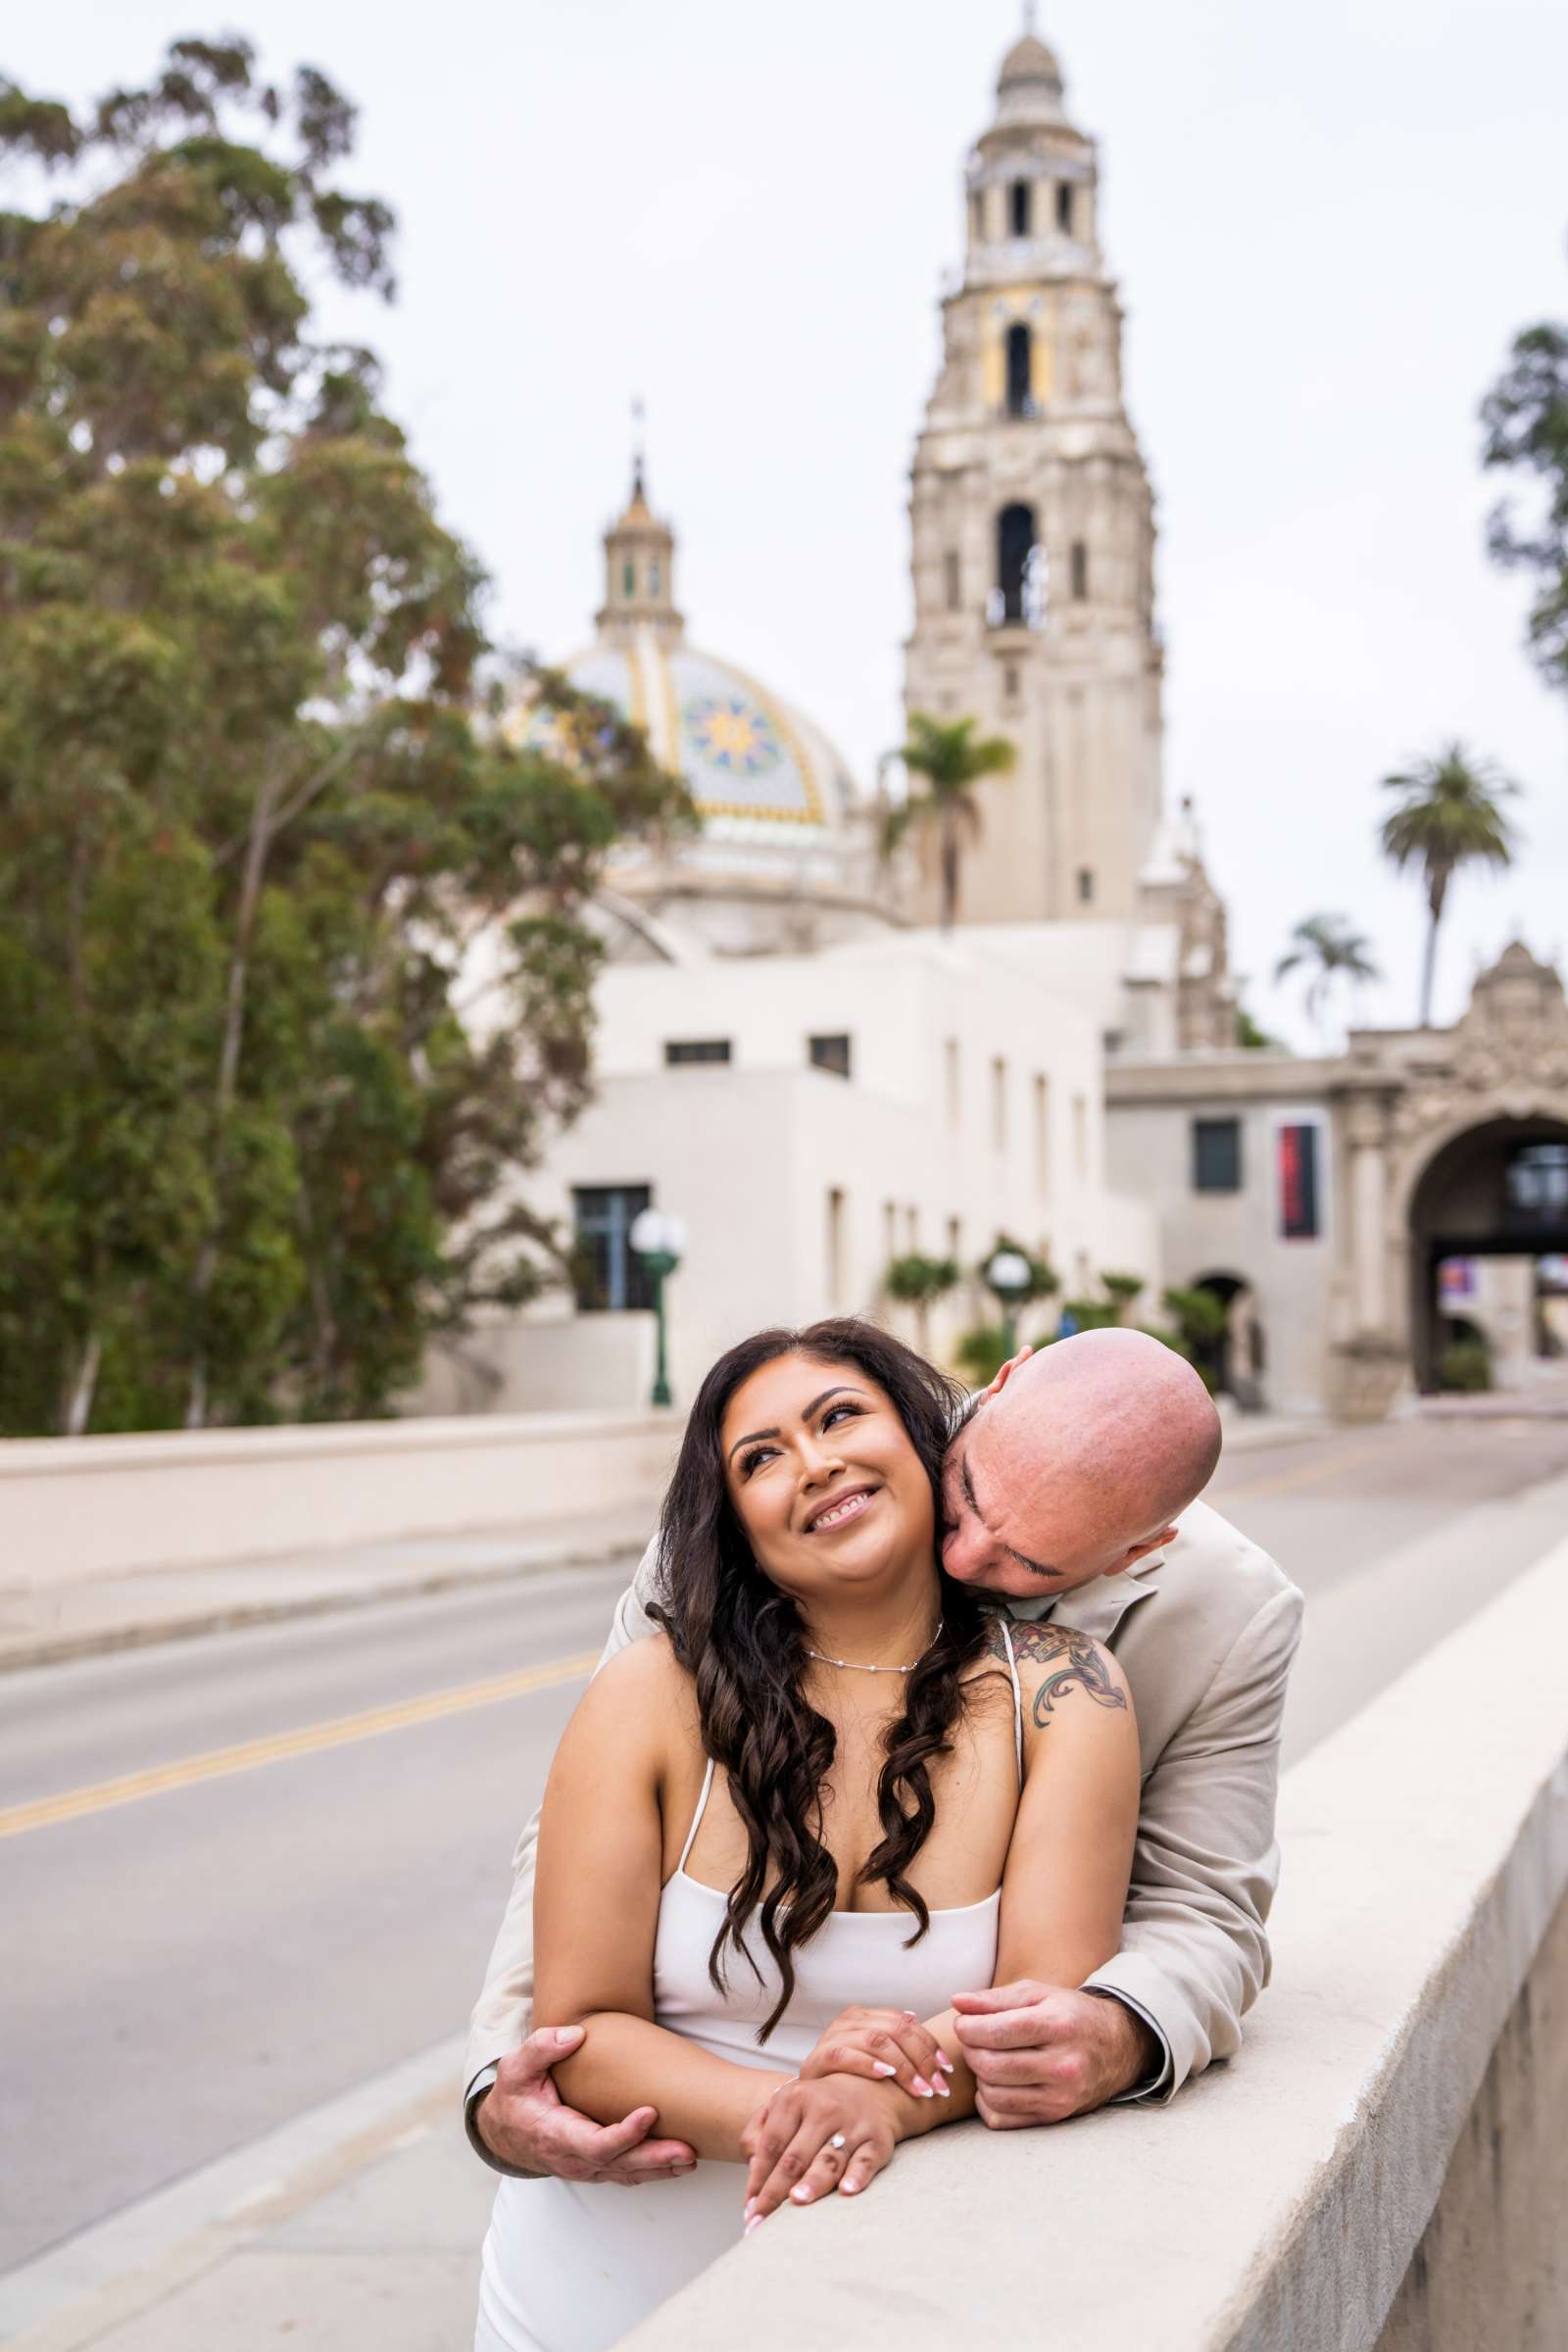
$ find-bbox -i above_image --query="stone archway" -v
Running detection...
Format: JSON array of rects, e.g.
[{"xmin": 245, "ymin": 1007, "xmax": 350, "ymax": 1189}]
[
  {"xmin": 1332, "ymin": 944, "xmax": 1568, "ymax": 1416},
  {"xmin": 1405, "ymin": 1117, "xmax": 1568, "ymax": 1391},
  {"xmin": 1191, "ymin": 1271, "xmax": 1265, "ymax": 1406}
]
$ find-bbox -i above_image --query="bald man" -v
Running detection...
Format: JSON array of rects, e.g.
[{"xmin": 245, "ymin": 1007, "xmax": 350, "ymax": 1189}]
[{"xmin": 465, "ymin": 1329, "xmax": 1302, "ymax": 2183}]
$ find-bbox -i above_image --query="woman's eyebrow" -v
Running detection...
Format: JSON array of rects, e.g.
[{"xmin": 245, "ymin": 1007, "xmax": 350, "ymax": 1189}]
[
  {"xmin": 801, "ymin": 1384, "xmax": 864, "ymax": 1420},
  {"xmin": 727, "ymin": 1386, "xmax": 865, "ymax": 1461}
]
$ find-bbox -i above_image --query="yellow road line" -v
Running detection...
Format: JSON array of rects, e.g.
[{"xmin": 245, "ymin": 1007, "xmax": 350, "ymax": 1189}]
[
  {"xmin": 1218, "ymin": 1440, "xmax": 1389, "ymax": 1505},
  {"xmin": 0, "ymin": 1650, "xmax": 598, "ymax": 1842}
]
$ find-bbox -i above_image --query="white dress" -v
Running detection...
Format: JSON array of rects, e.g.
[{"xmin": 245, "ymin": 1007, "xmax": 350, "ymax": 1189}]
[{"xmin": 474, "ymin": 1629, "xmax": 1022, "ymax": 2352}]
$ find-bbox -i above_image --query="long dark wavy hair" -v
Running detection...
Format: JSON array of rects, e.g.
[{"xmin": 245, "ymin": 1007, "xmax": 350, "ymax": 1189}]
[{"xmin": 649, "ymin": 1317, "xmax": 989, "ymax": 2038}]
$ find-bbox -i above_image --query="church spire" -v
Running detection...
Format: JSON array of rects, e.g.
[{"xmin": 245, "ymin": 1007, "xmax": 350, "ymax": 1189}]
[{"xmin": 598, "ymin": 405, "xmax": 682, "ymax": 643}]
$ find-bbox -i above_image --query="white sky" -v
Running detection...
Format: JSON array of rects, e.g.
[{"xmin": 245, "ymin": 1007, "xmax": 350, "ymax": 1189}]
[{"xmin": 15, "ymin": 0, "xmax": 1568, "ymax": 1049}]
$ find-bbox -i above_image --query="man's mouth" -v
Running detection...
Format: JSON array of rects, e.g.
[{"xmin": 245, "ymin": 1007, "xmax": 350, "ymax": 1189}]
[{"xmin": 804, "ymin": 1485, "xmax": 879, "ymax": 1534}]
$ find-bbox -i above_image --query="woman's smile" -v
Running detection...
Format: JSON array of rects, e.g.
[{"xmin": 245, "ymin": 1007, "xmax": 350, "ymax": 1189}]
[{"xmin": 803, "ymin": 1484, "xmax": 881, "ymax": 1535}]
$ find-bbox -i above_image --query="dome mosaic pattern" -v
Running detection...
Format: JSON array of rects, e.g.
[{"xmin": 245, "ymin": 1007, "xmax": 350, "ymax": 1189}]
[{"xmin": 518, "ymin": 629, "xmax": 858, "ymax": 844}]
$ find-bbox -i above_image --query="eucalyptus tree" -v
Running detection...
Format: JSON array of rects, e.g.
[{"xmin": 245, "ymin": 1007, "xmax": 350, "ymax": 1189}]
[{"xmin": 0, "ymin": 42, "xmax": 688, "ymax": 1434}]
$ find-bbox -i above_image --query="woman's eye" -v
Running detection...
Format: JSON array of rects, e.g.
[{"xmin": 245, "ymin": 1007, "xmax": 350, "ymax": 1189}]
[
  {"xmin": 739, "ymin": 1446, "xmax": 775, "ymax": 1477},
  {"xmin": 822, "ymin": 1403, "xmax": 863, "ymax": 1430}
]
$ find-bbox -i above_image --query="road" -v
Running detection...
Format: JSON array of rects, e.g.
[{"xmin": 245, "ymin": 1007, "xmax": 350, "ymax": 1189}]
[{"xmin": 6, "ymin": 1409, "xmax": 1568, "ymax": 2278}]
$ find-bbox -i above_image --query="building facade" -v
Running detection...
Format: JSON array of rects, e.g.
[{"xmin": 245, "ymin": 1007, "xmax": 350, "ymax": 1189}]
[{"xmin": 1106, "ymin": 944, "xmax": 1568, "ymax": 1414}]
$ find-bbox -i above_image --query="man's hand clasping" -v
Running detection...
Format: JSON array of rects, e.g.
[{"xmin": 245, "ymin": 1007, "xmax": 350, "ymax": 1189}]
[{"xmin": 475, "ymin": 2027, "xmax": 697, "ymax": 2185}]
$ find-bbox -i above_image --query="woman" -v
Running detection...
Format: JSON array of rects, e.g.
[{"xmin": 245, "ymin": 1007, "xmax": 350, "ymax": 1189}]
[{"xmin": 475, "ymin": 1320, "xmax": 1138, "ymax": 2351}]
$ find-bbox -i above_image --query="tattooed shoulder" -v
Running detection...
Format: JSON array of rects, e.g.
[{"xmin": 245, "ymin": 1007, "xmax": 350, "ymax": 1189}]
[{"xmin": 984, "ymin": 1617, "xmax": 1129, "ymax": 1730}]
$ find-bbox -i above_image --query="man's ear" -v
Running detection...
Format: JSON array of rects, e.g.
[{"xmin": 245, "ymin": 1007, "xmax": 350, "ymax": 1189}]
[
  {"xmin": 980, "ymin": 1344, "xmax": 1034, "ymax": 1401},
  {"xmin": 1103, "ymin": 1525, "xmax": 1177, "ymax": 1579}
]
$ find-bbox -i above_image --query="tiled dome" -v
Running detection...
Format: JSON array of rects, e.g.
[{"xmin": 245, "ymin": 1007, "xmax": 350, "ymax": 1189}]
[{"xmin": 536, "ymin": 632, "xmax": 858, "ymax": 849}]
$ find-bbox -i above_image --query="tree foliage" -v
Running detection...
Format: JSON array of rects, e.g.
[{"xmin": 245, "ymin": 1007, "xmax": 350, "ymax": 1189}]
[
  {"xmin": 1273, "ymin": 912, "xmax": 1380, "ymax": 1042},
  {"xmin": 1378, "ymin": 744, "xmax": 1518, "ymax": 1029},
  {"xmin": 881, "ymin": 713, "xmax": 1015, "ymax": 929},
  {"xmin": 1482, "ymin": 283, "xmax": 1568, "ymax": 694},
  {"xmin": 0, "ymin": 41, "xmax": 690, "ymax": 1435}
]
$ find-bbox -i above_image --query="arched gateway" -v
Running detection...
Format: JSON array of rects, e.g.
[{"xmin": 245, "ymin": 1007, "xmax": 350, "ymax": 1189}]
[{"xmin": 1337, "ymin": 944, "xmax": 1568, "ymax": 1410}]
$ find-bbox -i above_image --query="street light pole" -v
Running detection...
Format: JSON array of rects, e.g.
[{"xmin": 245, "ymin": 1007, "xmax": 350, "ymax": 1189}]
[
  {"xmin": 984, "ymin": 1247, "xmax": 1034, "ymax": 1362},
  {"xmin": 629, "ymin": 1209, "xmax": 687, "ymax": 1409}
]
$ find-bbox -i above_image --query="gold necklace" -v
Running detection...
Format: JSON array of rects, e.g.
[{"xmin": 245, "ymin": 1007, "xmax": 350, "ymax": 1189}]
[{"xmin": 802, "ymin": 1619, "xmax": 944, "ymax": 1675}]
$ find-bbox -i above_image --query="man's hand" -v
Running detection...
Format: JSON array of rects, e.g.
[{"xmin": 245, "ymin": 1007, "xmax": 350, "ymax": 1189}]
[
  {"xmin": 475, "ymin": 2026, "xmax": 698, "ymax": 2184},
  {"xmin": 951, "ymin": 1983, "xmax": 1157, "ymax": 2127}
]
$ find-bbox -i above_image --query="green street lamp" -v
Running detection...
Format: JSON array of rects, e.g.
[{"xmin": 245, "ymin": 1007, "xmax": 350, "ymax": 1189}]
[
  {"xmin": 630, "ymin": 1207, "xmax": 687, "ymax": 1408},
  {"xmin": 984, "ymin": 1247, "xmax": 1034, "ymax": 1361}
]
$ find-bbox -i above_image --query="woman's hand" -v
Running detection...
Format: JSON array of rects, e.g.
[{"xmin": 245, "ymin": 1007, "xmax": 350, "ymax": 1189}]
[
  {"xmin": 740, "ymin": 2075, "xmax": 899, "ymax": 2224},
  {"xmin": 797, "ymin": 2004, "xmax": 955, "ymax": 2103}
]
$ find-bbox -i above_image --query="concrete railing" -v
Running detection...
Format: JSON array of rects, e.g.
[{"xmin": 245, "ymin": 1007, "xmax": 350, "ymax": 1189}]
[
  {"xmin": 622, "ymin": 1537, "xmax": 1568, "ymax": 2352},
  {"xmin": 2, "ymin": 1409, "xmax": 680, "ymax": 1582}
]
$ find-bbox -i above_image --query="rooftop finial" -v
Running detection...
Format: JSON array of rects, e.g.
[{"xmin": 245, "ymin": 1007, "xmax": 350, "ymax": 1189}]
[
  {"xmin": 630, "ymin": 395, "xmax": 647, "ymax": 500},
  {"xmin": 1023, "ymin": 0, "xmax": 1037, "ymax": 27}
]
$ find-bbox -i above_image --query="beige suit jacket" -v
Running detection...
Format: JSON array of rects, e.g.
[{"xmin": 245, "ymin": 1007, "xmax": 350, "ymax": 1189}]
[{"xmin": 466, "ymin": 1494, "xmax": 1301, "ymax": 2128}]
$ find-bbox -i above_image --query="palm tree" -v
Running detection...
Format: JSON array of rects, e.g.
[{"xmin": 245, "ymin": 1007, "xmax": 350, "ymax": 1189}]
[
  {"xmin": 1379, "ymin": 743, "xmax": 1519, "ymax": 1028},
  {"xmin": 1273, "ymin": 914, "xmax": 1382, "ymax": 1044},
  {"xmin": 881, "ymin": 713, "xmax": 1015, "ymax": 929}
]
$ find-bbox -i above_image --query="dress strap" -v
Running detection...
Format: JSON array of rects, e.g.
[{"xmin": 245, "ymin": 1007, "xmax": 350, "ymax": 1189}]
[
  {"xmin": 676, "ymin": 1756, "xmax": 717, "ymax": 1874},
  {"xmin": 1002, "ymin": 1620, "xmax": 1025, "ymax": 1787}
]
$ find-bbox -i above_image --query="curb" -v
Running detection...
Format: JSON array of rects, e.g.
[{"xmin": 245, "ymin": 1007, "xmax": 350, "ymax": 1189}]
[
  {"xmin": 0, "ymin": 1537, "xmax": 640, "ymax": 1678},
  {"xmin": 0, "ymin": 2035, "xmax": 470, "ymax": 2346}
]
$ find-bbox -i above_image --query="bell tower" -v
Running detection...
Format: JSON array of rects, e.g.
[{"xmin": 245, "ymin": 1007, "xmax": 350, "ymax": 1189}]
[{"xmin": 904, "ymin": 16, "xmax": 1165, "ymax": 924}]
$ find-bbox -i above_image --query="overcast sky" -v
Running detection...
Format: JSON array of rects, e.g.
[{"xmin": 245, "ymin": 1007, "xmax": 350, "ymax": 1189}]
[{"xmin": 14, "ymin": 0, "xmax": 1568, "ymax": 1048}]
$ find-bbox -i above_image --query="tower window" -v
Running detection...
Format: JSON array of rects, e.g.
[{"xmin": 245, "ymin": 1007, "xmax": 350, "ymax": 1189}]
[
  {"xmin": 648, "ymin": 559, "xmax": 661, "ymax": 595},
  {"xmin": 996, "ymin": 503, "xmax": 1038, "ymax": 625},
  {"xmin": 1070, "ymin": 540, "xmax": 1089, "ymax": 601},
  {"xmin": 943, "ymin": 550, "xmax": 961, "ymax": 611},
  {"xmin": 1077, "ymin": 866, "xmax": 1095, "ymax": 904},
  {"xmin": 1004, "ymin": 322, "xmax": 1033, "ymax": 418},
  {"xmin": 970, "ymin": 191, "xmax": 985, "ymax": 243},
  {"xmin": 1010, "ymin": 180, "xmax": 1032, "ymax": 236},
  {"xmin": 1055, "ymin": 182, "xmax": 1074, "ymax": 233},
  {"xmin": 622, "ymin": 559, "xmax": 635, "ymax": 597}
]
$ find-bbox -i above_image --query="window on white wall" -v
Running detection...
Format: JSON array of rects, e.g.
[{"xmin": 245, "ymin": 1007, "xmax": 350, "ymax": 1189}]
[
  {"xmin": 571, "ymin": 1185, "xmax": 654, "ymax": 1312},
  {"xmin": 1033, "ymin": 1075, "xmax": 1049, "ymax": 1195},
  {"xmin": 1072, "ymin": 1094, "xmax": 1088, "ymax": 1180},
  {"xmin": 945, "ymin": 1038, "xmax": 961, "ymax": 1127},
  {"xmin": 991, "ymin": 1056, "xmax": 1007, "ymax": 1151}
]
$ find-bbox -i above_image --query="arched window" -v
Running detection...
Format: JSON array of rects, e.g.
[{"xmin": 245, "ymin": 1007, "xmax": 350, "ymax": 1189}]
[
  {"xmin": 996, "ymin": 504, "xmax": 1037, "ymax": 625},
  {"xmin": 1004, "ymin": 322, "xmax": 1033, "ymax": 418},
  {"xmin": 1070, "ymin": 539, "xmax": 1089, "ymax": 601},
  {"xmin": 969, "ymin": 190, "xmax": 985, "ymax": 244},
  {"xmin": 1010, "ymin": 180, "xmax": 1032, "ymax": 236},
  {"xmin": 1055, "ymin": 181, "xmax": 1074, "ymax": 234},
  {"xmin": 622, "ymin": 559, "xmax": 635, "ymax": 598},
  {"xmin": 648, "ymin": 559, "xmax": 661, "ymax": 596}
]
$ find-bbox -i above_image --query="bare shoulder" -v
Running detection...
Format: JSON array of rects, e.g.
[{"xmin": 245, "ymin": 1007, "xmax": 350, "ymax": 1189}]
[
  {"xmin": 982, "ymin": 1617, "xmax": 1135, "ymax": 1740},
  {"xmin": 569, "ymin": 1630, "xmax": 698, "ymax": 1750}
]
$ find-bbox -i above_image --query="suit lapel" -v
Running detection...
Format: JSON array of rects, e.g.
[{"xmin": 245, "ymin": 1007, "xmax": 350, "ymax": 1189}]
[{"xmin": 1048, "ymin": 1549, "xmax": 1164, "ymax": 1646}]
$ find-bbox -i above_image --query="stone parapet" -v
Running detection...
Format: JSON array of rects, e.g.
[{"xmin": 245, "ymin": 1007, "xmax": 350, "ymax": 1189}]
[
  {"xmin": 2, "ymin": 1409, "xmax": 680, "ymax": 1583},
  {"xmin": 620, "ymin": 1535, "xmax": 1568, "ymax": 2352}
]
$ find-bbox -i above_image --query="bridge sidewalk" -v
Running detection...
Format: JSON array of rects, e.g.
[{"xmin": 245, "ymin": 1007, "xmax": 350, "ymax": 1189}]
[{"xmin": 0, "ymin": 1508, "xmax": 651, "ymax": 1676}]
